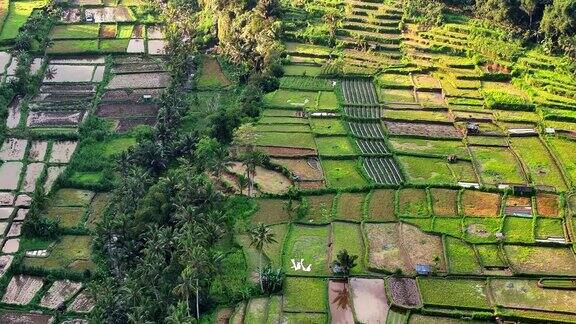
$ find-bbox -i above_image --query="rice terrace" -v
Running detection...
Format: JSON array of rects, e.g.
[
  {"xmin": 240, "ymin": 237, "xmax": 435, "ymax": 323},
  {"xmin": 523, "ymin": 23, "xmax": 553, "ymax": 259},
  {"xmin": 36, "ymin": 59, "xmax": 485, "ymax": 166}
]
[{"xmin": 0, "ymin": 0, "xmax": 575, "ymax": 322}]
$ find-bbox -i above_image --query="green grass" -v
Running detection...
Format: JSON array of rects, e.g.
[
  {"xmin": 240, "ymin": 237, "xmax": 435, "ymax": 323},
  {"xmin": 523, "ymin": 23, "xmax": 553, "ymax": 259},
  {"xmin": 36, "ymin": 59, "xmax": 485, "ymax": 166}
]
[
  {"xmin": 47, "ymin": 39, "xmax": 99, "ymax": 54},
  {"xmin": 510, "ymin": 137, "xmax": 567, "ymax": 191},
  {"xmin": 475, "ymin": 244, "xmax": 506, "ymax": 267},
  {"xmin": 262, "ymin": 223, "xmax": 288, "ymax": 267},
  {"xmin": 397, "ymin": 188, "xmax": 429, "ymax": 218},
  {"xmin": 378, "ymin": 88, "xmax": 416, "ymax": 103},
  {"xmin": 316, "ymin": 91, "xmax": 339, "ymax": 111},
  {"xmin": 255, "ymin": 132, "xmax": 316, "ymax": 149},
  {"xmin": 398, "ymin": 155, "xmax": 477, "ymax": 185},
  {"xmin": 490, "ymin": 279, "xmax": 576, "ymax": 314},
  {"xmin": 464, "ymin": 217, "xmax": 501, "ymax": 243},
  {"xmin": 389, "ymin": 137, "xmax": 468, "ymax": 158},
  {"xmin": 265, "ymin": 296, "xmax": 282, "ymax": 324},
  {"xmin": 0, "ymin": 0, "xmax": 46, "ymax": 41},
  {"xmin": 283, "ymin": 277, "xmax": 327, "ymax": 313},
  {"xmin": 263, "ymin": 89, "xmax": 318, "ymax": 109},
  {"xmin": 23, "ymin": 235, "xmax": 94, "ymax": 272},
  {"xmin": 547, "ymin": 136, "xmax": 576, "ymax": 188},
  {"xmin": 259, "ymin": 116, "xmax": 308, "ymax": 124},
  {"xmin": 284, "ymin": 225, "xmax": 329, "ymax": 276},
  {"xmin": 377, "ymin": 73, "xmax": 413, "ymax": 89},
  {"xmin": 283, "ymin": 64, "xmax": 322, "ymax": 77},
  {"xmin": 254, "ymin": 124, "xmax": 310, "ymax": 133},
  {"xmin": 117, "ymin": 24, "xmax": 134, "ymax": 38},
  {"xmin": 467, "ymin": 136, "xmax": 508, "ymax": 146},
  {"xmin": 445, "ymin": 236, "xmax": 482, "ymax": 274},
  {"xmin": 331, "ymin": 222, "xmax": 365, "ymax": 273},
  {"xmin": 503, "ymin": 217, "xmax": 533, "ymax": 243},
  {"xmin": 470, "ymin": 146, "xmax": 526, "ymax": 185},
  {"xmin": 321, "ymin": 159, "xmax": 368, "ymax": 189},
  {"xmin": 534, "ymin": 217, "xmax": 565, "ymax": 239},
  {"xmin": 310, "ymin": 118, "xmax": 347, "ymax": 135},
  {"xmin": 52, "ymin": 188, "xmax": 94, "ymax": 207},
  {"xmin": 504, "ymin": 245, "xmax": 576, "ymax": 275},
  {"xmin": 384, "ymin": 110, "xmax": 451, "ymax": 122},
  {"xmin": 45, "ymin": 206, "xmax": 86, "ymax": 229},
  {"xmin": 50, "ymin": 24, "xmax": 100, "ymax": 39},
  {"xmin": 68, "ymin": 172, "xmax": 104, "ymax": 187},
  {"xmin": 433, "ymin": 217, "xmax": 463, "ymax": 237},
  {"xmin": 244, "ymin": 298, "xmax": 269, "ymax": 324},
  {"xmin": 418, "ymin": 278, "xmax": 491, "ymax": 310},
  {"xmin": 315, "ymin": 136, "xmax": 355, "ymax": 156},
  {"xmin": 99, "ymin": 39, "xmax": 130, "ymax": 52}
]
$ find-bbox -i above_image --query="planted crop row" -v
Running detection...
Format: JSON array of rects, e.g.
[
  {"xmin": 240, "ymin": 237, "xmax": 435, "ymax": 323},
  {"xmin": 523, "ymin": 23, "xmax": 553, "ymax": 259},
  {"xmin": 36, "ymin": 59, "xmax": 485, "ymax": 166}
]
[
  {"xmin": 348, "ymin": 121, "xmax": 385, "ymax": 139},
  {"xmin": 342, "ymin": 79, "xmax": 379, "ymax": 105},
  {"xmin": 344, "ymin": 105, "xmax": 381, "ymax": 119},
  {"xmin": 356, "ymin": 139, "xmax": 389, "ymax": 154},
  {"xmin": 362, "ymin": 156, "xmax": 403, "ymax": 185}
]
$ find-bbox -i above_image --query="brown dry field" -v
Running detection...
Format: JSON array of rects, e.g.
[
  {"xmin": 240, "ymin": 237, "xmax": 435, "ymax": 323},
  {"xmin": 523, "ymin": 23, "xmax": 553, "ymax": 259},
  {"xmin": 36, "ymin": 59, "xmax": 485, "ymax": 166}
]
[
  {"xmin": 251, "ymin": 198, "xmax": 295, "ymax": 225},
  {"xmin": 397, "ymin": 188, "xmax": 429, "ymax": 217},
  {"xmin": 270, "ymin": 158, "xmax": 324, "ymax": 181},
  {"xmin": 399, "ymin": 223, "xmax": 446, "ymax": 272},
  {"xmin": 350, "ymin": 278, "xmax": 389, "ymax": 323},
  {"xmin": 367, "ymin": 189, "xmax": 396, "ymax": 221},
  {"xmin": 462, "ymin": 190, "xmax": 501, "ymax": 217},
  {"xmin": 504, "ymin": 245, "xmax": 576, "ymax": 276},
  {"xmin": 304, "ymin": 194, "xmax": 336, "ymax": 223},
  {"xmin": 430, "ymin": 188, "xmax": 459, "ymax": 216},
  {"xmin": 365, "ymin": 223, "xmax": 409, "ymax": 273},
  {"xmin": 384, "ymin": 121, "xmax": 462, "ymax": 139},
  {"xmin": 258, "ymin": 146, "xmax": 316, "ymax": 157},
  {"xmin": 336, "ymin": 192, "xmax": 365, "ymax": 222},
  {"xmin": 536, "ymin": 193, "xmax": 561, "ymax": 217}
]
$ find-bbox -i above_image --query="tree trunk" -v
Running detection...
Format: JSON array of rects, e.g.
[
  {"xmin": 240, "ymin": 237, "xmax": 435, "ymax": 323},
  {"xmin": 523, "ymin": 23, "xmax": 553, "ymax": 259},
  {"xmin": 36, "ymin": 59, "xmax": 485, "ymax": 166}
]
[
  {"xmin": 259, "ymin": 251, "xmax": 264, "ymax": 293},
  {"xmin": 196, "ymin": 279, "xmax": 200, "ymax": 319}
]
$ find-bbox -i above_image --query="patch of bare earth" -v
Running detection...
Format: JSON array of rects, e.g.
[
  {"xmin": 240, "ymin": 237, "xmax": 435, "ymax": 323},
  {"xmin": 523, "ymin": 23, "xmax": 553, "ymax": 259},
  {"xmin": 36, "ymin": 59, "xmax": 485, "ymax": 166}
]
[
  {"xmin": 350, "ymin": 278, "xmax": 388, "ymax": 323},
  {"xmin": 328, "ymin": 280, "xmax": 355, "ymax": 324},
  {"xmin": 2, "ymin": 275, "xmax": 44, "ymax": 305}
]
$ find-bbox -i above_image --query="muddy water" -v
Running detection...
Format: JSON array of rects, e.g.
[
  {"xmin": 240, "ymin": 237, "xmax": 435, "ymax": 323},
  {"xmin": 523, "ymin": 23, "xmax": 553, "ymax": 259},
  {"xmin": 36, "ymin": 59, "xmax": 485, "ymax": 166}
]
[
  {"xmin": 44, "ymin": 65, "xmax": 95, "ymax": 83},
  {"xmin": 0, "ymin": 162, "xmax": 23, "ymax": 190},
  {"xmin": 5, "ymin": 98, "xmax": 20, "ymax": 129},
  {"xmin": 1, "ymin": 275, "xmax": 44, "ymax": 305},
  {"xmin": 0, "ymin": 193, "xmax": 15, "ymax": 206},
  {"xmin": 51, "ymin": 57, "xmax": 105, "ymax": 65},
  {"xmin": 0, "ymin": 207, "xmax": 13, "ymax": 219},
  {"xmin": 146, "ymin": 26, "xmax": 165, "ymax": 39},
  {"xmin": 5, "ymin": 57, "xmax": 18, "ymax": 76},
  {"xmin": 7, "ymin": 222, "xmax": 22, "ymax": 237},
  {"xmin": 328, "ymin": 280, "xmax": 355, "ymax": 324},
  {"xmin": 68, "ymin": 291, "xmax": 95, "ymax": 312},
  {"xmin": 147, "ymin": 40, "xmax": 167, "ymax": 55},
  {"xmin": 350, "ymin": 278, "xmax": 389, "ymax": 323},
  {"xmin": 0, "ymin": 138, "xmax": 27, "ymax": 160},
  {"xmin": 30, "ymin": 58, "xmax": 44, "ymax": 75},
  {"xmin": 2, "ymin": 239, "xmax": 19, "ymax": 254},
  {"xmin": 127, "ymin": 39, "xmax": 145, "ymax": 53},
  {"xmin": 21, "ymin": 163, "xmax": 45, "ymax": 193},
  {"xmin": 40, "ymin": 280, "xmax": 83, "ymax": 309},
  {"xmin": 49, "ymin": 141, "xmax": 78, "ymax": 163},
  {"xmin": 85, "ymin": 7, "xmax": 134, "ymax": 23},
  {"xmin": 0, "ymin": 52, "xmax": 11, "ymax": 72},
  {"xmin": 44, "ymin": 166, "xmax": 66, "ymax": 193},
  {"xmin": 107, "ymin": 72, "xmax": 170, "ymax": 89},
  {"xmin": 28, "ymin": 141, "xmax": 48, "ymax": 161},
  {"xmin": 27, "ymin": 111, "xmax": 83, "ymax": 127},
  {"xmin": 92, "ymin": 66, "xmax": 105, "ymax": 82}
]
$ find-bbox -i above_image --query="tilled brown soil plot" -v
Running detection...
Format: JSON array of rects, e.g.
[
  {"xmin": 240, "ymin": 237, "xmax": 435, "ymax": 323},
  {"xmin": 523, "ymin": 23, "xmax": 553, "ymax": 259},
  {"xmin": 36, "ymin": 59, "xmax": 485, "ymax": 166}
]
[{"xmin": 384, "ymin": 121, "xmax": 463, "ymax": 139}]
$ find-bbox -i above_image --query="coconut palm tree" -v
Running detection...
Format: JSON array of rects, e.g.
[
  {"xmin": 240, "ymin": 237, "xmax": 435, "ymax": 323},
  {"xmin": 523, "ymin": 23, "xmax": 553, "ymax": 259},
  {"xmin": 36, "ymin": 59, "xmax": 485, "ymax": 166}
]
[
  {"xmin": 249, "ymin": 223, "xmax": 277, "ymax": 292},
  {"xmin": 241, "ymin": 150, "xmax": 267, "ymax": 197}
]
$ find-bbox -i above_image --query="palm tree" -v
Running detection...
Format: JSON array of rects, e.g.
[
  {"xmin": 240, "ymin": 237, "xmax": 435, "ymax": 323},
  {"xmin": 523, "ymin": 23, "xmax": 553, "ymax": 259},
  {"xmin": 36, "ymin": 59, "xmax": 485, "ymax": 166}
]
[
  {"xmin": 249, "ymin": 223, "xmax": 277, "ymax": 292},
  {"xmin": 331, "ymin": 250, "xmax": 358, "ymax": 277},
  {"xmin": 241, "ymin": 150, "xmax": 267, "ymax": 197}
]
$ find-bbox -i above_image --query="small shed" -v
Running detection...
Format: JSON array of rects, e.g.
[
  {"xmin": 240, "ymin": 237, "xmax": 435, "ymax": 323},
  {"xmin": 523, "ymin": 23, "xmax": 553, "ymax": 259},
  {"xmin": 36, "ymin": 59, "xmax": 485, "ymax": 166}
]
[{"xmin": 416, "ymin": 264, "xmax": 432, "ymax": 276}]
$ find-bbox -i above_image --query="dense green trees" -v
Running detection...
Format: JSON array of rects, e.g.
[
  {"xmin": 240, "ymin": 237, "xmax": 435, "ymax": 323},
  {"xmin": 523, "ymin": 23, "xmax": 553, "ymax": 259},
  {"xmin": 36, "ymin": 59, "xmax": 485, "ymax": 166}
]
[{"xmin": 405, "ymin": 0, "xmax": 576, "ymax": 58}]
